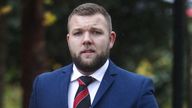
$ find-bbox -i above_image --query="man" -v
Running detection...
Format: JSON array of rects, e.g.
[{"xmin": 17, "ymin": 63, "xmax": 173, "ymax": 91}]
[{"xmin": 29, "ymin": 3, "xmax": 159, "ymax": 108}]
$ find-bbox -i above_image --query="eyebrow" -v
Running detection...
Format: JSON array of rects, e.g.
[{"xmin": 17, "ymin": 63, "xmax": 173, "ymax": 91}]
[{"xmin": 72, "ymin": 26, "xmax": 103, "ymax": 32}]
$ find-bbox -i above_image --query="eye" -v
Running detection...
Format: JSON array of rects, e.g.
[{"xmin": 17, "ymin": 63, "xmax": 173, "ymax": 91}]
[
  {"xmin": 92, "ymin": 30, "xmax": 103, "ymax": 35},
  {"xmin": 73, "ymin": 31, "xmax": 82, "ymax": 36}
]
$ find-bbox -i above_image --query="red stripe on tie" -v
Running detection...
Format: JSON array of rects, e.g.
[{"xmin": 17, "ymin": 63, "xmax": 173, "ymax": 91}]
[
  {"xmin": 73, "ymin": 89, "xmax": 89, "ymax": 108},
  {"xmin": 78, "ymin": 79, "xmax": 86, "ymax": 86}
]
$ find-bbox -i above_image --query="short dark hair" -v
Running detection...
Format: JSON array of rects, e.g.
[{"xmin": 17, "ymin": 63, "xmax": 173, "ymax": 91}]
[{"xmin": 67, "ymin": 3, "xmax": 112, "ymax": 32}]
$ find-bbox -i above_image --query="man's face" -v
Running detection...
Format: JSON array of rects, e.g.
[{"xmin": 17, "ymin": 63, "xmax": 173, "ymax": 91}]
[{"xmin": 67, "ymin": 14, "xmax": 116, "ymax": 74}]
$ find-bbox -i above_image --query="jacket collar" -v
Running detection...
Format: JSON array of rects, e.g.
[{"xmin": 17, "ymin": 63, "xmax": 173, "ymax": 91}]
[
  {"xmin": 92, "ymin": 60, "xmax": 118, "ymax": 107},
  {"xmin": 60, "ymin": 60, "xmax": 118, "ymax": 108}
]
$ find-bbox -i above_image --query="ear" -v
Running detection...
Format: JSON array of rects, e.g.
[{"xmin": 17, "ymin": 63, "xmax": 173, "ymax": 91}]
[
  {"xmin": 67, "ymin": 34, "xmax": 70, "ymax": 42},
  {"xmin": 109, "ymin": 31, "xmax": 116, "ymax": 49}
]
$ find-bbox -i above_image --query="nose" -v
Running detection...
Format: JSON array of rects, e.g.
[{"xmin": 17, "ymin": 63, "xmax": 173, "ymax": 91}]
[{"xmin": 82, "ymin": 32, "xmax": 92, "ymax": 45}]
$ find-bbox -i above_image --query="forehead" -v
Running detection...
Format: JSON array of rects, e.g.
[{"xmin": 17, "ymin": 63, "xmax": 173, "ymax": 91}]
[{"xmin": 68, "ymin": 14, "xmax": 108, "ymax": 31}]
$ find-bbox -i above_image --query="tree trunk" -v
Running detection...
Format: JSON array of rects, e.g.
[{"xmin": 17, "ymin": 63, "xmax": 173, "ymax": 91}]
[
  {"xmin": 0, "ymin": 14, "xmax": 8, "ymax": 108},
  {"xmin": 21, "ymin": 0, "xmax": 48, "ymax": 108},
  {"xmin": 187, "ymin": 20, "xmax": 192, "ymax": 108},
  {"xmin": 172, "ymin": 0, "xmax": 186, "ymax": 108},
  {"xmin": 187, "ymin": 34, "xmax": 192, "ymax": 108}
]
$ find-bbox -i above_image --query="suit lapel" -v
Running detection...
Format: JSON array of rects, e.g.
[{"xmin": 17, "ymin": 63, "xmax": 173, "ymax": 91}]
[
  {"xmin": 59, "ymin": 64, "xmax": 73, "ymax": 108},
  {"xmin": 92, "ymin": 61, "xmax": 117, "ymax": 107},
  {"xmin": 57, "ymin": 61, "xmax": 118, "ymax": 108}
]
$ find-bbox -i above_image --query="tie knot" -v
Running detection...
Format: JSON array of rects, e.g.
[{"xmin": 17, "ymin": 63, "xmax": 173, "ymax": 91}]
[{"xmin": 78, "ymin": 76, "xmax": 95, "ymax": 86}]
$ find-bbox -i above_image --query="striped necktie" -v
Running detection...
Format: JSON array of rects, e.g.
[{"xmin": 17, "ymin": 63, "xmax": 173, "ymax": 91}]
[{"xmin": 73, "ymin": 76, "xmax": 95, "ymax": 108}]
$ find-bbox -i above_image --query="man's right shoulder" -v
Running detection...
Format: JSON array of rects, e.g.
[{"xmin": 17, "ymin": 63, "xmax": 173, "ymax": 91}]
[{"xmin": 35, "ymin": 63, "xmax": 73, "ymax": 80}]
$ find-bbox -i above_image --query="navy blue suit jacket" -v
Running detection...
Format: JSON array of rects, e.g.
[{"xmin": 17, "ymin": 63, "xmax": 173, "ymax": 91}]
[{"xmin": 29, "ymin": 61, "xmax": 159, "ymax": 108}]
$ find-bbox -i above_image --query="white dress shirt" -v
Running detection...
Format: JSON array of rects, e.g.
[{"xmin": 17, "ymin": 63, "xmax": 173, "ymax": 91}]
[{"xmin": 68, "ymin": 59, "xmax": 109, "ymax": 108}]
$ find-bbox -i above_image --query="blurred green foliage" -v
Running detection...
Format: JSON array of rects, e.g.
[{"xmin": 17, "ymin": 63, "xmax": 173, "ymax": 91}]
[
  {"xmin": 2, "ymin": 0, "xmax": 173, "ymax": 108},
  {"xmin": 3, "ymin": 85, "xmax": 22, "ymax": 108}
]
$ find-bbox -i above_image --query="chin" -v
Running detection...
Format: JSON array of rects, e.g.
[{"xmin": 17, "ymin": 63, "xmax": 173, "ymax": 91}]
[
  {"xmin": 81, "ymin": 57, "xmax": 96, "ymax": 63},
  {"xmin": 81, "ymin": 61, "xmax": 95, "ymax": 67}
]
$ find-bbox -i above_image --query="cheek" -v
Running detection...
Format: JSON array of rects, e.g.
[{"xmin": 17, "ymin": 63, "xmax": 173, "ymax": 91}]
[
  {"xmin": 68, "ymin": 40, "xmax": 79, "ymax": 52},
  {"xmin": 68, "ymin": 38, "xmax": 79, "ymax": 46},
  {"xmin": 96, "ymin": 40, "xmax": 110, "ymax": 51}
]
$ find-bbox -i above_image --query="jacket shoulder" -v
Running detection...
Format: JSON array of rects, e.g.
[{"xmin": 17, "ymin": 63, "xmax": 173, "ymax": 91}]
[
  {"xmin": 34, "ymin": 64, "xmax": 72, "ymax": 82},
  {"xmin": 109, "ymin": 61, "xmax": 151, "ymax": 82}
]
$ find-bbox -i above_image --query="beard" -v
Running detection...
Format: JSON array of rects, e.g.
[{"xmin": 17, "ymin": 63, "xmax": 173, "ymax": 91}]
[{"xmin": 71, "ymin": 50, "xmax": 109, "ymax": 74}]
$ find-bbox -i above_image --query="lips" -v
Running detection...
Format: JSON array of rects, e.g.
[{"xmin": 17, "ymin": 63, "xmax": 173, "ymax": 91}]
[{"xmin": 81, "ymin": 49, "xmax": 95, "ymax": 54}]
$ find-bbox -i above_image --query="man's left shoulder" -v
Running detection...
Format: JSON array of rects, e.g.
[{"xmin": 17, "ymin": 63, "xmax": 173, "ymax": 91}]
[
  {"xmin": 119, "ymin": 67, "xmax": 151, "ymax": 81},
  {"xmin": 110, "ymin": 62, "xmax": 145, "ymax": 75},
  {"xmin": 109, "ymin": 62, "xmax": 153, "ymax": 84}
]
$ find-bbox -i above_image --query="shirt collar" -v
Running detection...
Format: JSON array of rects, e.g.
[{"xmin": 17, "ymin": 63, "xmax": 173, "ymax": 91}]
[{"xmin": 71, "ymin": 59, "xmax": 109, "ymax": 82}]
